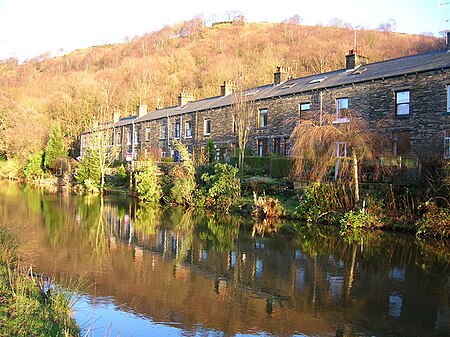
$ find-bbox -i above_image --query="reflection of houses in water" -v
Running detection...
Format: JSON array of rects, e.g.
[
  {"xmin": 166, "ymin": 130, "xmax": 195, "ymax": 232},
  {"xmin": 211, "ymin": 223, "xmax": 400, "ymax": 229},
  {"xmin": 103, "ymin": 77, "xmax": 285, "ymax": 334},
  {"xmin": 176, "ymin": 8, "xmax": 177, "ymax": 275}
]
[{"xmin": 102, "ymin": 209, "xmax": 448, "ymax": 336}]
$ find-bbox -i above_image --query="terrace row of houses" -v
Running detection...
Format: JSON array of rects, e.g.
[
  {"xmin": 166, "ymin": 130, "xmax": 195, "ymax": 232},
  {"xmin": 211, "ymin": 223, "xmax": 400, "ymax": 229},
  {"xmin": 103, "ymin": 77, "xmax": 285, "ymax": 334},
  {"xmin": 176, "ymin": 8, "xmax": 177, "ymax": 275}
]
[{"xmin": 80, "ymin": 34, "xmax": 450, "ymax": 168}]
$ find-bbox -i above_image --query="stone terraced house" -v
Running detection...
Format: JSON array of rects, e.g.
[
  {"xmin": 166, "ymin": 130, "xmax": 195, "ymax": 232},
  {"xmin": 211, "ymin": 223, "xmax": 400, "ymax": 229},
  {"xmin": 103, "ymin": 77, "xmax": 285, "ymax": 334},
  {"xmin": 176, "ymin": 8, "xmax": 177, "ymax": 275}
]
[{"xmin": 80, "ymin": 35, "xmax": 450, "ymax": 171}]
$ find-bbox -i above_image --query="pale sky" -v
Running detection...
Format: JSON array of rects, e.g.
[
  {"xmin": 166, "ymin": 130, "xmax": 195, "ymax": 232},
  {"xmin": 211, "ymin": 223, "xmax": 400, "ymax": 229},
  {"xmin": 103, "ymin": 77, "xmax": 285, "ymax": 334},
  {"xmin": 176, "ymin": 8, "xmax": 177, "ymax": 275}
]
[{"xmin": 0, "ymin": 0, "xmax": 447, "ymax": 61}]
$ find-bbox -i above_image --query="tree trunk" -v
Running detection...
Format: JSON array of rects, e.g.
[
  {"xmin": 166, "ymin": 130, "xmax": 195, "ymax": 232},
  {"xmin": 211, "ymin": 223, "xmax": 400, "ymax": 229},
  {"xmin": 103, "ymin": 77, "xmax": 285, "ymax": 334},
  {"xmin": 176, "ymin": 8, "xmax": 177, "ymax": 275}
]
[{"xmin": 352, "ymin": 152, "xmax": 360, "ymax": 205}]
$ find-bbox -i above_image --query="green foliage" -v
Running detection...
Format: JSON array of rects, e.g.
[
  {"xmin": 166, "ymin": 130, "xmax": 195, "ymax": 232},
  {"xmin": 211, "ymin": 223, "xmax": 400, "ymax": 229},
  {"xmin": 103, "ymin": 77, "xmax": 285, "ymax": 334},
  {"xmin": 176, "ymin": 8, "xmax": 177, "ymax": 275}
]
[
  {"xmin": 416, "ymin": 201, "xmax": 450, "ymax": 238},
  {"xmin": 0, "ymin": 159, "xmax": 22, "ymax": 180},
  {"xmin": 0, "ymin": 227, "xmax": 79, "ymax": 336},
  {"xmin": 200, "ymin": 163, "xmax": 240, "ymax": 212},
  {"xmin": 75, "ymin": 152, "xmax": 101, "ymax": 190},
  {"xmin": 135, "ymin": 162, "xmax": 162, "ymax": 203},
  {"xmin": 294, "ymin": 182, "xmax": 349, "ymax": 224},
  {"xmin": 340, "ymin": 210, "xmax": 375, "ymax": 234},
  {"xmin": 164, "ymin": 141, "xmax": 196, "ymax": 205},
  {"xmin": 206, "ymin": 139, "xmax": 216, "ymax": 164},
  {"xmin": 23, "ymin": 151, "xmax": 44, "ymax": 180},
  {"xmin": 44, "ymin": 123, "xmax": 67, "ymax": 170},
  {"xmin": 270, "ymin": 157, "xmax": 295, "ymax": 178},
  {"xmin": 116, "ymin": 164, "xmax": 128, "ymax": 185},
  {"xmin": 243, "ymin": 156, "xmax": 271, "ymax": 174}
]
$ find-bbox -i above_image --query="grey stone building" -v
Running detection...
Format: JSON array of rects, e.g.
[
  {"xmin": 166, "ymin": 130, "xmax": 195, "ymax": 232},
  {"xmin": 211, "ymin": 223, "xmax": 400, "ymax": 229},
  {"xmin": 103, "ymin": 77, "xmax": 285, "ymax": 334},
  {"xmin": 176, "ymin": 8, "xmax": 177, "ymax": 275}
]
[{"xmin": 81, "ymin": 35, "xmax": 450, "ymax": 166}]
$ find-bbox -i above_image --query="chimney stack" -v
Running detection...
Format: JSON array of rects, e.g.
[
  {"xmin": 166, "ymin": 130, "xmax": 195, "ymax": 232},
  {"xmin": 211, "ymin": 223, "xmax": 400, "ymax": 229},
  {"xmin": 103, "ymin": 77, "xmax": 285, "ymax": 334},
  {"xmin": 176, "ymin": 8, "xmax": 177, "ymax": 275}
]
[
  {"xmin": 221, "ymin": 80, "xmax": 237, "ymax": 96},
  {"xmin": 274, "ymin": 66, "xmax": 292, "ymax": 85},
  {"xmin": 113, "ymin": 112, "xmax": 121, "ymax": 123},
  {"xmin": 137, "ymin": 104, "xmax": 147, "ymax": 117},
  {"xmin": 345, "ymin": 49, "xmax": 368, "ymax": 70},
  {"xmin": 178, "ymin": 92, "xmax": 195, "ymax": 106},
  {"xmin": 447, "ymin": 31, "xmax": 450, "ymax": 51}
]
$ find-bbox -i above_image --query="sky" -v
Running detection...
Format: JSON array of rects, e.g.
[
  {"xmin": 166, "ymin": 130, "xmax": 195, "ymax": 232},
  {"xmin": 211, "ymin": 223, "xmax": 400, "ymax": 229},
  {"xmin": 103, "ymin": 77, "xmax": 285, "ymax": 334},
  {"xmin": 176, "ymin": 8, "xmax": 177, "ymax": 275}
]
[{"xmin": 0, "ymin": 0, "xmax": 447, "ymax": 61}]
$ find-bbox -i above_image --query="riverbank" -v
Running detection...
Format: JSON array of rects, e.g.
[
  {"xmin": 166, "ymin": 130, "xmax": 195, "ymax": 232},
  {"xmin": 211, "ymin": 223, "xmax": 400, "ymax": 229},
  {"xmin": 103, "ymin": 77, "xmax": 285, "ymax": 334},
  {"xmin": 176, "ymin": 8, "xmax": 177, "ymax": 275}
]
[{"xmin": 0, "ymin": 227, "xmax": 80, "ymax": 337}]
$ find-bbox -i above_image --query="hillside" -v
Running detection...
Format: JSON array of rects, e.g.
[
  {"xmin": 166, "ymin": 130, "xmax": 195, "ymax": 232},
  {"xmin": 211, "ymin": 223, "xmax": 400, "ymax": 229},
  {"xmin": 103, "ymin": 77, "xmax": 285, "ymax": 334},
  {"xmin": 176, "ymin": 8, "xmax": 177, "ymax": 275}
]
[{"xmin": 0, "ymin": 19, "xmax": 444, "ymax": 159}]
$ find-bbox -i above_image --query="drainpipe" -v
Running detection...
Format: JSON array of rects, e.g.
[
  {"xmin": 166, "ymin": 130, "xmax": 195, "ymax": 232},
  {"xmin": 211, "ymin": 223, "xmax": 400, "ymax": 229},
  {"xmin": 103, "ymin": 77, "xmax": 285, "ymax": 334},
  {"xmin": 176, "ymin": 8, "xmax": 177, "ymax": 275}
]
[{"xmin": 319, "ymin": 91, "xmax": 323, "ymax": 126}]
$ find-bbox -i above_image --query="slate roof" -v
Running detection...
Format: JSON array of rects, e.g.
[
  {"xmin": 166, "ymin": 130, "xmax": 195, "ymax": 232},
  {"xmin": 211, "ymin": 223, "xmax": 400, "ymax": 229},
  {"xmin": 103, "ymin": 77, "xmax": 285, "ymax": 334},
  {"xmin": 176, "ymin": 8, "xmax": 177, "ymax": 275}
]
[{"xmin": 112, "ymin": 48, "xmax": 450, "ymax": 128}]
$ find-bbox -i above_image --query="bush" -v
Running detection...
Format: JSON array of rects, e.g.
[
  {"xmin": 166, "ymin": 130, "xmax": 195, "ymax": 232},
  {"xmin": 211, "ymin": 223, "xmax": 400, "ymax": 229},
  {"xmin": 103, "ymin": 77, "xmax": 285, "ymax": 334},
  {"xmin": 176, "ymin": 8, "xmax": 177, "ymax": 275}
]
[
  {"xmin": 252, "ymin": 192, "xmax": 285, "ymax": 220},
  {"xmin": 135, "ymin": 162, "xmax": 162, "ymax": 203},
  {"xmin": 75, "ymin": 154, "xmax": 101, "ymax": 190},
  {"xmin": 0, "ymin": 159, "xmax": 22, "ymax": 180},
  {"xmin": 294, "ymin": 182, "xmax": 351, "ymax": 224},
  {"xmin": 23, "ymin": 151, "xmax": 44, "ymax": 180},
  {"xmin": 270, "ymin": 157, "xmax": 295, "ymax": 178},
  {"xmin": 200, "ymin": 163, "xmax": 240, "ymax": 212},
  {"xmin": 416, "ymin": 201, "xmax": 450, "ymax": 238}
]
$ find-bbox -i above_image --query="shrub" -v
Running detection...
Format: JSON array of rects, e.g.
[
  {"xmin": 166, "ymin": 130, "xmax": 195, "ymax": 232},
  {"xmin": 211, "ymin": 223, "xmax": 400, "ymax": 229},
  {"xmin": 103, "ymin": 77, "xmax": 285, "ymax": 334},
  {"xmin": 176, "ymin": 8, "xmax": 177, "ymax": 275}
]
[
  {"xmin": 270, "ymin": 157, "xmax": 295, "ymax": 178},
  {"xmin": 416, "ymin": 201, "xmax": 450, "ymax": 238},
  {"xmin": 200, "ymin": 163, "xmax": 240, "ymax": 212},
  {"xmin": 135, "ymin": 162, "xmax": 162, "ymax": 203},
  {"xmin": 75, "ymin": 153, "xmax": 101, "ymax": 189},
  {"xmin": 252, "ymin": 192, "xmax": 285, "ymax": 220},
  {"xmin": 23, "ymin": 151, "xmax": 44, "ymax": 180},
  {"xmin": 294, "ymin": 182, "xmax": 349, "ymax": 224},
  {"xmin": 0, "ymin": 159, "xmax": 22, "ymax": 180}
]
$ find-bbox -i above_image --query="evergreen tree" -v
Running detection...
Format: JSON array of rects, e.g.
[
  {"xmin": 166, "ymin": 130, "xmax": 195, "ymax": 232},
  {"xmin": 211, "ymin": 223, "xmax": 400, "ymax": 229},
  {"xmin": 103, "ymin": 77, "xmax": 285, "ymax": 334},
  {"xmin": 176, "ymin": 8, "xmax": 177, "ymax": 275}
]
[{"xmin": 44, "ymin": 123, "xmax": 67, "ymax": 169}]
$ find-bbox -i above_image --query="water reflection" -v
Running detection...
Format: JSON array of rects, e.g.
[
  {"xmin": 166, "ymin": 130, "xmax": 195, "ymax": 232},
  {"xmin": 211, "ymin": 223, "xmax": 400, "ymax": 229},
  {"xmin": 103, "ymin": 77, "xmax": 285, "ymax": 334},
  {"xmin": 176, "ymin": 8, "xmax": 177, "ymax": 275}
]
[{"xmin": 0, "ymin": 181, "xmax": 449, "ymax": 337}]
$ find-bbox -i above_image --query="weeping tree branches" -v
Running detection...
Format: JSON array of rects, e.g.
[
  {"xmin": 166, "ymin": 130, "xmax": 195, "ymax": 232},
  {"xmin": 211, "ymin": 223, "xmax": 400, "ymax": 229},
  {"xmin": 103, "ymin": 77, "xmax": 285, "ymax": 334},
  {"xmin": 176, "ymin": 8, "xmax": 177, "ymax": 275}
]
[{"xmin": 291, "ymin": 111, "xmax": 379, "ymax": 205}]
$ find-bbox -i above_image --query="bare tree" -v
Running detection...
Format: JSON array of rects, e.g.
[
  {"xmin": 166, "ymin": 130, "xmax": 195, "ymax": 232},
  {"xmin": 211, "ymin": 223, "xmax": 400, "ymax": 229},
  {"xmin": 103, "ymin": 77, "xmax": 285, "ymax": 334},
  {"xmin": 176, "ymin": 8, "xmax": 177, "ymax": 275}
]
[{"xmin": 231, "ymin": 76, "xmax": 257, "ymax": 178}]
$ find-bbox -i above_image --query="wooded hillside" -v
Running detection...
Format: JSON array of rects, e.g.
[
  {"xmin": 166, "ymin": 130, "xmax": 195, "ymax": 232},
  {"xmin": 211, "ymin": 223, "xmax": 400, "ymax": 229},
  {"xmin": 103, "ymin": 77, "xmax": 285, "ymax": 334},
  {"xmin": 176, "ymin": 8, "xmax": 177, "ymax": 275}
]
[{"xmin": 0, "ymin": 19, "xmax": 444, "ymax": 159}]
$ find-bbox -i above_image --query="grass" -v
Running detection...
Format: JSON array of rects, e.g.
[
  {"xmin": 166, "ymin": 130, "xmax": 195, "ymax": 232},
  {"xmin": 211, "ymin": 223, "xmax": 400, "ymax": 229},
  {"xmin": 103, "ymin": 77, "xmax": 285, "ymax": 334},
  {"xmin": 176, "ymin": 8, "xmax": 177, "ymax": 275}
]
[{"xmin": 0, "ymin": 227, "xmax": 80, "ymax": 337}]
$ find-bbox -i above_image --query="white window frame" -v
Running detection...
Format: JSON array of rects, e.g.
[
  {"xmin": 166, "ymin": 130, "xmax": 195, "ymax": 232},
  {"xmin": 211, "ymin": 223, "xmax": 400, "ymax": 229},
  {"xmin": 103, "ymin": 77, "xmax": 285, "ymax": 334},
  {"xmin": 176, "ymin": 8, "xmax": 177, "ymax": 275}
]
[
  {"xmin": 334, "ymin": 98, "xmax": 349, "ymax": 123},
  {"xmin": 447, "ymin": 86, "xmax": 450, "ymax": 112},
  {"xmin": 145, "ymin": 127, "xmax": 151, "ymax": 141},
  {"xmin": 299, "ymin": 103, "xmax": 311, "ymax": 118},
  {"xmin": 204, "ymin": 118, "xmax": 211, "ymax": 136},
  {"xmin": 259, "ymin": 108, "xmax": 268, "ymax": 128},
  {"xmin": 126, "ymin": 128, "xmax": 132, "ymax": 145},
  {"xmin": 159, "ymin": 124, "xmax": 166, "ymax": 140},
  {"xmin": 185, "ymin": 120, "xmax": 192, "ymax": 138},
  {"xmin": 336, "ymin": 142, "xmax": 348, "ymax": 158},
  {"xmin": 395, "ymin": 90, "xmax": 410, "ymax": 116},
  {"xmin": 174, "ymin": 118, "xmax": 181, "ymax": 139},
  {"xmin": 445, "ymin": 130, "xmax": 450, "ymax": 159}
]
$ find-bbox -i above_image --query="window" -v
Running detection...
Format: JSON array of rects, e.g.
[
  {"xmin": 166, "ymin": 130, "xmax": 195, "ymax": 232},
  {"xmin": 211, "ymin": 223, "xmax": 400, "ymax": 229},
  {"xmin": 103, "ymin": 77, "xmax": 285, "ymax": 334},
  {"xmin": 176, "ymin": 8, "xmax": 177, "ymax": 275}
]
[
  {"xmin": 299, "ymin": 103, "xmax": 310, "ymax": 118},
  {"xmin": 283, "ymin": 137, "xmax": 290, "ymax": 157},
  {"xmin": 273, "ymin": 137, "xmax": 282, "ymax": 155},
  {"xmin": 392, "ymin": 131, "xmax": 411, "ymax": 156},
  {"xmin": 159, "ymin": 124, "xmax": 166, "ymax": 139},
  {"xmin": 126, "ymin": 129, "xmax": 132, "ymax": 145},
  {"xmin": 145, "ymin": 127, "xmax": 151, "ymax": 141},
  {"xmin": 447, "ymin": 86, "xmax": 450, "ymax": 112},
  {"xmin": 257, "ymin": 139, "xmax": 268, "ymax": 157},
  {"xmin": 335, "ymin": 98, "xmax": 349, "ymax": 123},
  {"xmin": 259, "ymin": 108, "xmax": 268, "ymax": 128},
  {"xmin": 204, "ymin": 118, "xmax": 211, "ymax": 136},
  {"xmin": 174, "ymin": 118, "xmax": 181, "ymax": 139},
  {"xmin": 232, "ymin": 114, "xmax": 237, "ymax": 133},
  {"xmin": 336, "ymin": 142, "xmax": 348, "ymax": 158},
  {"xmin": 444, "ymin": 130, "xmax": 450, "ymax": 158},
  {"xmin": 185, "ymin": 121, "xmax": 192, "ymax": 138},
  {"xmin": 116, "ymin": 131, "xmax": 121, "ymax": 145},
  {"xmin": 395, "ymin": 90, "xmax": 410, "ymax": 116}
]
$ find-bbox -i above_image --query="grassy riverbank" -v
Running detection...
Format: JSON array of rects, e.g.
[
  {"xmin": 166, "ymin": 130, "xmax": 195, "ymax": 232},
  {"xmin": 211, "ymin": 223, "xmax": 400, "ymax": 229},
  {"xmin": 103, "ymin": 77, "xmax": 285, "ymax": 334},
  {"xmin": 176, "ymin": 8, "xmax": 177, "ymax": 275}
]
[{"xmin": 0, "ymin": 227, "xmax": 80, "ymax": 337}]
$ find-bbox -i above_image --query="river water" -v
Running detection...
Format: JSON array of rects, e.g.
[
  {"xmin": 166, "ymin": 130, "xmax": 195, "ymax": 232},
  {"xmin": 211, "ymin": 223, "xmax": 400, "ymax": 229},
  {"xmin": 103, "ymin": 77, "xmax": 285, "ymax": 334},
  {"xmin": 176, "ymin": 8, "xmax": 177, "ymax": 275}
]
[{"xmin": 0, "ymin": 181, "xmax": 448, "ymax": 337}]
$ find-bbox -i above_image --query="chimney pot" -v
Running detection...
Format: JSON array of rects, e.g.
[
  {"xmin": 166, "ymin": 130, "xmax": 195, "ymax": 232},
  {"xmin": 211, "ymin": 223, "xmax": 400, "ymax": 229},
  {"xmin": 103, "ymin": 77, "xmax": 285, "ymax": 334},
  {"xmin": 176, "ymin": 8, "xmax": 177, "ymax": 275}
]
[
  {"xmin": 345, "ymin": 49, "xmax": 368, "ymax": 70},
  {"xmin": 137, "ymin": 104, "xmax": 147, "ymax": 117},
  {"xmin": 178, "ymin": 92, "xmax": 195, "ymax": 106},
  {"xmin": 274, "ymin": 66, "xmax": 292, "ymax": 85},
  {"xmin": 221, "ymin": 80, "xmax": 236, "ymax": 96}
]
